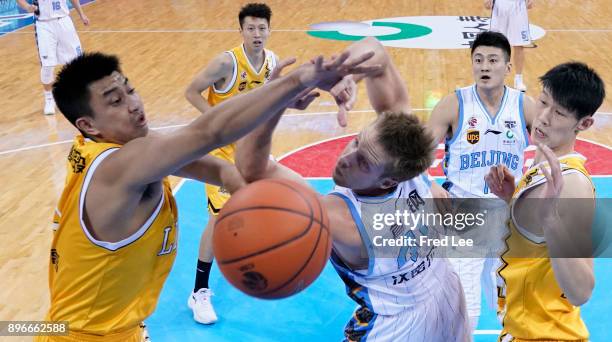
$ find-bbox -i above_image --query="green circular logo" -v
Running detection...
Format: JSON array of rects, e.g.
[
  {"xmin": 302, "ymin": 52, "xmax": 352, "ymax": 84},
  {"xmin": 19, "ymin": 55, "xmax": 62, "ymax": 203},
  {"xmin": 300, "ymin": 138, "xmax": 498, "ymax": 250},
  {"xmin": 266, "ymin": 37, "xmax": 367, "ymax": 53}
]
[{"xmin": 307, "ymin": 21, "xmax": 432, "ymax": 41}]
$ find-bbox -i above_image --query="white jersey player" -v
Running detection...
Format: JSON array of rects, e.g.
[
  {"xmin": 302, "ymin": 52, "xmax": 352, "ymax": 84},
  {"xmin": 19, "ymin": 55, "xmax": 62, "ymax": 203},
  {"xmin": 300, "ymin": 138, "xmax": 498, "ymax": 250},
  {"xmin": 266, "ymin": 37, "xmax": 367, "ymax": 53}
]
[
  {"xmin": 485, "ymin": 0, "xmax": 535, "ymax": 91},
  {"xmin": 16, "ymin": 0, "xmax": 89, "ymax": 115},
  {"xmin": 427, "ymin": 31, "xmax": 535, "ymax": 333},
  {"xmin": 330, "ymin": 177, "xmax": 470, "ymax": 341}
]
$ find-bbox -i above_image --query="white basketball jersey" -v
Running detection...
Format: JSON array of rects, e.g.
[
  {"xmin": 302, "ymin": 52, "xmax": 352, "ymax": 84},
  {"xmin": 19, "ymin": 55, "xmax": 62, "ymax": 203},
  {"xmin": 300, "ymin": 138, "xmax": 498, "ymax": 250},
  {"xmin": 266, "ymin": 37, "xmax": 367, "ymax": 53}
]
[
  {"xmin": 443, "ymin": 85, "xmax": 529, "ymax": 198},
  {"xmin": 34, "ymin": 0, "xmax": 70, "ymax": 20},
  {"xmin": 330, "ymin": 175, "xmax": 448, "ymax": 315}
]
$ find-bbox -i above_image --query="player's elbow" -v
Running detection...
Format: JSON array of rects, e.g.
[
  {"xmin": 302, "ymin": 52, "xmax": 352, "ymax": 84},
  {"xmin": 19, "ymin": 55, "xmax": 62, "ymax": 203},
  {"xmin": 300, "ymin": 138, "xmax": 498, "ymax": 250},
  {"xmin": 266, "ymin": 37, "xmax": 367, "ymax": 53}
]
[
  {"xmin": 184, "ymin": 86, "xmax": 197, "ymax": 102},
  {"xmin": 566, "ymin": 278, "xmax": 594, "ymax": 306}
]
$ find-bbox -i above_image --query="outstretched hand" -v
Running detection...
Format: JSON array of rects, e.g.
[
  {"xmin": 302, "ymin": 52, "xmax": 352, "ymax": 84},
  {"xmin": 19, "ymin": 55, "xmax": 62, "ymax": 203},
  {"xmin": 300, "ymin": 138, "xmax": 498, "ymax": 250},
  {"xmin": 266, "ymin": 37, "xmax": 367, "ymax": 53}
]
[
  {"xmin": 270, "ymin": 57, "xmax": 320, "ymax": 110},
  {"xmin": 533, "ymin": 143, "xmax": 564, "ymax": 223},
  {"xmin": 329, "ymin": 75, "xmax": 357, "ymax": 127},
  {"xmin": 297, "ymin": 50, "xmax": 382, "ymax": 90},
  {"xmin": 485, "ymin": 164, "xmax": 516, "ymax": 203}
]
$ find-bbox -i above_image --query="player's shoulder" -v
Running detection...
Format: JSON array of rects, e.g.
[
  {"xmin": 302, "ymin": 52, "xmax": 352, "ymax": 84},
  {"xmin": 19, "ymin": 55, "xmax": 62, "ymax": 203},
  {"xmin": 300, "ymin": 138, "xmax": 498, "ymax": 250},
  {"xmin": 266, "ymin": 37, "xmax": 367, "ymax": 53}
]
[
  {"xmin": 431, "ymin": 93, "xmax": 460, "ymax": 117},
  {"xmin": 561, "ymin": 172, "xmax": 594, "ymax": 198}
]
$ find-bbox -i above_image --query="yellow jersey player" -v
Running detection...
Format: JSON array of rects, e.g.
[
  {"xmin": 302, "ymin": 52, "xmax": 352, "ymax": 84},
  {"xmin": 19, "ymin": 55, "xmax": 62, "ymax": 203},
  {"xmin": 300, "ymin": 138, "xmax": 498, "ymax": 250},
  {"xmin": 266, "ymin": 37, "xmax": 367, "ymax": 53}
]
[
  {"xmin": 35, "ymin": 47, "xmax": 371, "ymax": 341},
  {"xmin": 184, "ymin": 3, "xmax": 277, "ymax": 324},
  {"xmin": 485, "ymin": 62, "xmax": 605, "ymax": 341}
]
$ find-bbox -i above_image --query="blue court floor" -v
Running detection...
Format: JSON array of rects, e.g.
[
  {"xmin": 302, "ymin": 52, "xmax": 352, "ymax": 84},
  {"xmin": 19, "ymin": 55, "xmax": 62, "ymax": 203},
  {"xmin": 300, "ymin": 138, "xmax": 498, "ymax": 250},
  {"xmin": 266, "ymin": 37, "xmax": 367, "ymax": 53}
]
[{"xmin": 147, "ymin": 178, "xmax": 612, "ymax": 341}]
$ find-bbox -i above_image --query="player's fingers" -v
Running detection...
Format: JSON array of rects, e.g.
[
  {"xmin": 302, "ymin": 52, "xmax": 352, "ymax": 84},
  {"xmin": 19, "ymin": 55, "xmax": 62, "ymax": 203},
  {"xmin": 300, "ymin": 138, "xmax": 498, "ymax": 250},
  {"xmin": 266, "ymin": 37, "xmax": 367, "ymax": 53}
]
[
  {"xmin": 337, "ymin": 106, "xmax": 348, "ymax": 127},
  {"xmin": 325, "ymin": 51, "xmax": 350, "ymax": 70}
]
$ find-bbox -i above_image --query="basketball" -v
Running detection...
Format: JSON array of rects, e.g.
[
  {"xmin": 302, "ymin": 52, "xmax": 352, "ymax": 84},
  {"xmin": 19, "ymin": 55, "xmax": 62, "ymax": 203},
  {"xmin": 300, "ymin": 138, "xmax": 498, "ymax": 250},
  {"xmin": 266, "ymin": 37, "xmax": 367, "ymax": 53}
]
[{"xmin": 213, "ymin": 178, "xmax": 332, "ymax": 299}]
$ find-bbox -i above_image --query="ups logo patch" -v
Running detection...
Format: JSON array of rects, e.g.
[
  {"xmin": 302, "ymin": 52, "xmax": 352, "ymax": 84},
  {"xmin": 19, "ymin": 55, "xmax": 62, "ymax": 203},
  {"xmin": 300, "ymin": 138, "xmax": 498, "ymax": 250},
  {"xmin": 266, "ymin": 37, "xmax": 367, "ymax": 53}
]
[{"xmin": 466, "ymin": 129, "xmax": 480, "ymax": 145}]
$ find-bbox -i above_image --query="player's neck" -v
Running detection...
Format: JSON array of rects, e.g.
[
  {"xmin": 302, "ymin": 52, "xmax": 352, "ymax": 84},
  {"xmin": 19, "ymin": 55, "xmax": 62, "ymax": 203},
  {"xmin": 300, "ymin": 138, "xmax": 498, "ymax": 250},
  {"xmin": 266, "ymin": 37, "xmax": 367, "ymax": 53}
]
[
  {"xmin": 534, "ymin": 141, "xmax": 576, "ymax": 164},
  {"xmin": 353, "ymin": 185, "xmax": 397, "ymax": 197},
  {"xmin": 476, "ymin": 85, "xmax": 505, "ymax": 107},
  {"xmin": 243, "ymin": 44, "xmax": 265, "ymax": 70}
]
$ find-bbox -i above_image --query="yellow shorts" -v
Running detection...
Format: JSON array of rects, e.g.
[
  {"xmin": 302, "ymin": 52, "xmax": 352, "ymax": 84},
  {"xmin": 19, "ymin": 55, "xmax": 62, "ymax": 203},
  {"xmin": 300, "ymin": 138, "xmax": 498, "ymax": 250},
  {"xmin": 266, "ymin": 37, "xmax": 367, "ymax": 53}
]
[
  {"xmin": 34, "ymin": 323, "xmax": 146, "ymax": 342},
  {"xmin": 206, "ymin": 183, "xmax": 231, "ymax": 216}
]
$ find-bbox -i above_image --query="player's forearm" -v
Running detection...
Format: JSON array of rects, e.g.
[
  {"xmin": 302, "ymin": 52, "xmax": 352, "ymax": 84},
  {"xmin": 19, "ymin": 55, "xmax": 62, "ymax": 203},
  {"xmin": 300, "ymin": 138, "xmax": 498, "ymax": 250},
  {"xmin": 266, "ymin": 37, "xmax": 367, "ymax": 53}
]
[
  {"xmin": 235, "ymin": 108, "xmax": 284, "ymax": 183},
  {"xmin": 193, "ymin": 73, "xmax": 304, "ymax": 154},
  {"xmin": 16, "ymin": 0, "xmax": 31, "ymax": 11},
  {"xmin": 346, "ymin": 38, "xmax": 409, "ymax": 114},
  {"xmin": 185, "ymin": 89, "xmax": 212, "ymax": 114},
  {"xmin": 174, "ymin": 155, "xmax": 245, "ymax": 193},
  {"xmin": 550, "ymin": 258, "xmax": 594, "ymax": 306},
  {"xmin": 543, "ymin": 215, "xmax": 594, "ymax": 306},
  {"xmin": 69, "ymin": 0, "xmax": 85, "ymax": 17}
]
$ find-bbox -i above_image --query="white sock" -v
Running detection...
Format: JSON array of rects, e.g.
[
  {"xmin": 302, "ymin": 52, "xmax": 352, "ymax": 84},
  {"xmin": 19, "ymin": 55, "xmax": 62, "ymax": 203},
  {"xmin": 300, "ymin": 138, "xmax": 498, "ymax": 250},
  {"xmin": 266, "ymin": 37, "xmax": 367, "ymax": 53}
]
[
  {"xmin": 44, "ymin": 90, "xmax": 54, "ymax": 101},
  {"xmin": 514, "ymin": 74, "xmax": 523, "ymax": 84}
]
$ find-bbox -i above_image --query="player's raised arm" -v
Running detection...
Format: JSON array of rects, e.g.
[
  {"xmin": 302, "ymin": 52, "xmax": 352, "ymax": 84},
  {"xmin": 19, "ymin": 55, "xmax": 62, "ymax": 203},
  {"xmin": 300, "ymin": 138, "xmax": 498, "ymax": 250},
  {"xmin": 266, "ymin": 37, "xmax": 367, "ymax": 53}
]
[
  {"xmin": 537, "ymin": 144, "xmax": 595, "ymax": 306},
  {"xmin": 184, "ymin": 53, "xmax": 234, "ymax": 115}
]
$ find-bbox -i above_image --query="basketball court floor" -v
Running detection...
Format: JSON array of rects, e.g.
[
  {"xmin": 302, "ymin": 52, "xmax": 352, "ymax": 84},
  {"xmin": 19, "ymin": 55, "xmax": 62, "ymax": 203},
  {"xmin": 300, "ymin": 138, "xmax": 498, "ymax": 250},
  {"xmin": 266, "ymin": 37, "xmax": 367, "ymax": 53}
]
[{"xmin": 1, "ymin": 1, "xmax": 611, "ymax": 341}]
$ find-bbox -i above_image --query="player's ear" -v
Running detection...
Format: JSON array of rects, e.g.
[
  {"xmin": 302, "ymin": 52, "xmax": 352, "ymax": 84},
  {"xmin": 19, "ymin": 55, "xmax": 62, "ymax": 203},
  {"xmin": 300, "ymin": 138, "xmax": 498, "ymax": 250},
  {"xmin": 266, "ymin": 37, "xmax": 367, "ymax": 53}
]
[
  {"xmin": 576, "ymin": 116, "xmax": 594, "ymax": 132},
  {"xmin": 380, "ymin": 177, "xmax": 398, "ymax": 190},
  {"xmin": 75, "ymin": 116, "xmax": 99, "ymax": 137}
]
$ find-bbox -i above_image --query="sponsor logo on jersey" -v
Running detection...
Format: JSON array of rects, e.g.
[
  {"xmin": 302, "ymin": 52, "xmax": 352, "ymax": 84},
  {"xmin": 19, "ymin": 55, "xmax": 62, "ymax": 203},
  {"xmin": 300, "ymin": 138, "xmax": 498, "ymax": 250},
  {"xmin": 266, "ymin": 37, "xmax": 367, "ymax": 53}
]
[
  {"xmin": 240, "ymin": 71, "xmax": 247, "ymax": 80},
  {"xmin": 524, "ymin": 168, "xmax": 539, "ymax": 185},
  {"xmin": 503, "ymin": 130, "xmax": 516, "ymax": 145},
  {"xmin": 504, "ymin": 120, "xmax": 517, "ymax": 129},
  {"xmin": 67, "ymin": 146, "xmax": 86, "ymax": 173},
  {"xmin": 467, "ymin": 129, "xmax": 480, "ymax": 144},
  {"xmin": 238, "ymin": 81, "xmax": 247, "ymax": 91},
  {"xmin": 485, "ymin": 129, "xmax": 502, "ymax": 135}
]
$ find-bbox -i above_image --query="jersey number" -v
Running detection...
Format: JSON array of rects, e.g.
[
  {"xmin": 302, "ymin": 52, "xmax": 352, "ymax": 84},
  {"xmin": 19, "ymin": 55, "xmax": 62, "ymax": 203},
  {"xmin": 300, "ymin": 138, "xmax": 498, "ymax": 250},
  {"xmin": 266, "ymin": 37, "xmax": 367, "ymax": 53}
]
[{"xmin": 52, "ymin": 1, "xmax": 61, "ymax": 10}]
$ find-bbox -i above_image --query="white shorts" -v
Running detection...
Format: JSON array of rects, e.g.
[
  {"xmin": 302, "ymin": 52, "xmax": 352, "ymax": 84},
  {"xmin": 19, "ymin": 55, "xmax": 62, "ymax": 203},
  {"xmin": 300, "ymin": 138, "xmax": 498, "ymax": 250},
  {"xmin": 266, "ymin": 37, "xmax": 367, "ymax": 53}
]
[
  {"xmin": 448, "ymin": 204, "xmax": 508, "ymax": 320},
  {"xmin": 35, "ymin": 16, "xmax": 82, "ymax": 67},
  {"xmin": 489, "ymin": 0, "xmax": 531, "ymax": 46},
  {"xmin": 343, "ymin": 263, "xmax": 470, "ymax": 342}
]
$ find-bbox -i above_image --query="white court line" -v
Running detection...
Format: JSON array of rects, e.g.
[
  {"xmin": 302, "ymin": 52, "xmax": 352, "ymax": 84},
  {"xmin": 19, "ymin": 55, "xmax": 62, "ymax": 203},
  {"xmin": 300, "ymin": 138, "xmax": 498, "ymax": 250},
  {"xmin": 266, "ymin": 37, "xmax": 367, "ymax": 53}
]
[
  {"xmin": 1, "ymin": 109, "xmax": 610, "ymax": 157},
  {"xmin": 474, "ymin": 330, "xmax": 502, "ymax": 335},
  {"xmin": 172, "ymin": 178, "xmax": 187, "ymax": 195},
  {"xmin": 4, "ymin": 28, "xmax": 612, "ymax": 34}
]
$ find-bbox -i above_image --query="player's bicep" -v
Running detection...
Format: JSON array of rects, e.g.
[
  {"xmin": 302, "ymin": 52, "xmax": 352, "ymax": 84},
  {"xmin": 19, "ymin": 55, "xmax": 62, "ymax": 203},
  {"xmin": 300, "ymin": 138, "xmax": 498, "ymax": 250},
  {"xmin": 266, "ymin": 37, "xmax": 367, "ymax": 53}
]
[
  {"xmin": 427, "ymin": 94, "xmax": 458, "ymax": 142},
  {"xmin": 522, "ymin": 95, "xmax": 536, "ymax": 132},
  {"xmin": 98, "ymin": 128, "xmax": 217, "ymax": 190},
  {"xmin": 188, "ymin": 54, "xmax": 233, "ymax": 93},
  {"xmin": 558, "ymin": 173, "xmax": 595, "ymax": 256}
]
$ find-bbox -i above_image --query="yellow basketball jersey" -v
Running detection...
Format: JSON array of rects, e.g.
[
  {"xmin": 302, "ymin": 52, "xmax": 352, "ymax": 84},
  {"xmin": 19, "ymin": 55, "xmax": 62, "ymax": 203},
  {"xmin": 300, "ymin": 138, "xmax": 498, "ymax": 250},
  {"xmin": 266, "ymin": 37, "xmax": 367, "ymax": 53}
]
[
  {"xmin": 41, "ymin": 135, "xmax": 178, "ymax": 340},
  {"xmin": 207, "ymin": 44, "xmax": 276, "ymax": 162},
  {"xmin": 498, "ymin": 153, "xmax": 593, "ymax": 341}
]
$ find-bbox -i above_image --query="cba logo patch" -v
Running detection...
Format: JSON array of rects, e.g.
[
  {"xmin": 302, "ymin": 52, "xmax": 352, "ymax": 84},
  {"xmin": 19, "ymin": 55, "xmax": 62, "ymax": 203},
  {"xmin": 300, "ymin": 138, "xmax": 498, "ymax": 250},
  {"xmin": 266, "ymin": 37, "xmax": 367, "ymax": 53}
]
[
  {"xmin": 240, "ymin": 71, "xmax": 247, "ymax": 80},
  {"xmin": 467, "ymin": 129, "xmax": 480, "ymax": 144}
]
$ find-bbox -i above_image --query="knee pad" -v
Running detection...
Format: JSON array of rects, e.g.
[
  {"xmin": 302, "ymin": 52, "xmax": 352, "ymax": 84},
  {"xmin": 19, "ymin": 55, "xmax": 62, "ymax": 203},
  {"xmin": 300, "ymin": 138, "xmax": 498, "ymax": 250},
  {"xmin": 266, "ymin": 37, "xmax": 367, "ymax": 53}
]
[{"xmin": 41, "ymin": 66, "xmax": 55, "ymax": 85}]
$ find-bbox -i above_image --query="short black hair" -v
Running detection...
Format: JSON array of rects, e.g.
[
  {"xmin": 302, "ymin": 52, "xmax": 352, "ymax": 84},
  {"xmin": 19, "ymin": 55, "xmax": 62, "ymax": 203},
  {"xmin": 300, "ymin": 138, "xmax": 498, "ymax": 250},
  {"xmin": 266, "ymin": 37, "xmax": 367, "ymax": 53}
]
[
  {"xmin": 540, "ymin": 62, "xmax": 605, "ymax": 119},
  {"xmin": 53, "ymin": 52, "xmax": 121, "ymax": 128},
  {"xmin": 238, "ymin": 3, "xmax": 271, "ymax": 27},
  {"xmin": 471, "ymin": 31, "xmax": 512, "ymax": 62}
]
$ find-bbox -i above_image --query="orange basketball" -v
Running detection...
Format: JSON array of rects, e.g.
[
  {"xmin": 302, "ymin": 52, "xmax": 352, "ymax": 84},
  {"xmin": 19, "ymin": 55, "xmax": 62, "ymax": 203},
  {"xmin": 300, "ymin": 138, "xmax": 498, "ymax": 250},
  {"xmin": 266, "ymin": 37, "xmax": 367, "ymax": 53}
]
[{"xmin": 213, "ymin": 178, "xmax": 331, "ymax": 299}]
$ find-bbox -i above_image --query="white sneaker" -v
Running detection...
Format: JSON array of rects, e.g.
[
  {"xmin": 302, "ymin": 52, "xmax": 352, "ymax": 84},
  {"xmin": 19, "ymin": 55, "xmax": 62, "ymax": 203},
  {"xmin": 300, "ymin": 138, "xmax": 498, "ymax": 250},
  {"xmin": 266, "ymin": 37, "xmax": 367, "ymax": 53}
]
[
  {"xmin": 187, "ymin": 288, "xmax": 218, "ymax": 324},
  {"xmin": 44, "ymin": 98, "xmax": 56, "ymax": 115}
]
